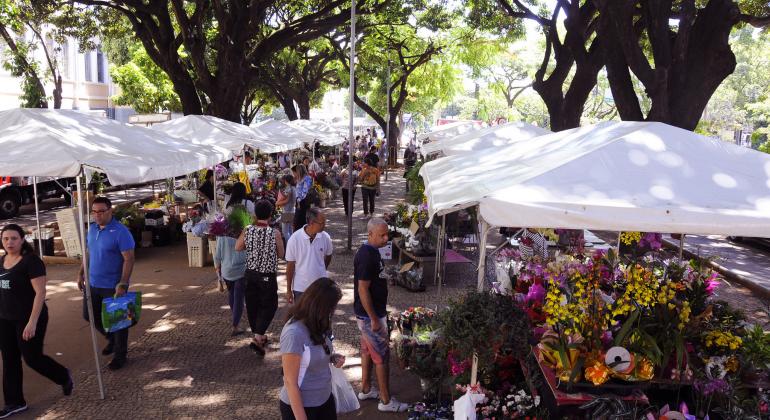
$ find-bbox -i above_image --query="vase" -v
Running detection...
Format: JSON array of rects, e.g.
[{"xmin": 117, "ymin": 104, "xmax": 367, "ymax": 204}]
[{"xmin": 319, "ymin": 199, "xmax": 327, "ymax": 208}]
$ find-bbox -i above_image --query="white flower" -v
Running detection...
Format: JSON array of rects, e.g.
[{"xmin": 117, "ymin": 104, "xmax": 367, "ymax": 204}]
[{"xmin": 534, "ymin": 396, "xmax": 540, "ymax": 406}]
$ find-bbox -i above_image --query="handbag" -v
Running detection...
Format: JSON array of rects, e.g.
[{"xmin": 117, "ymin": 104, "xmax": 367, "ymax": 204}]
[
  {"xmin": 330, "ymin": 366, "xmax": 360, "ymax": 413},
  {"xmin": 101, "ymin": 291, "xmax": 142, "ymax": 333}
]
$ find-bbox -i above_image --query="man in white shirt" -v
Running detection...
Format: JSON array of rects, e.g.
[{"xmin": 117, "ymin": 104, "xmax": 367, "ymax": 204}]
[{"xmin": 285, "ymin": 207, "xmax": 333, "ymax": 303}]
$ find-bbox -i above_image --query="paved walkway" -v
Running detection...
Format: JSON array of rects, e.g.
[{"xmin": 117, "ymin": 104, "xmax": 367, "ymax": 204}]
[
  {"xmin": 38, "ymin": 170, "xmax": 474, "ymax": 419},
  {"xmin": 663, "ymin": 234, "xmax": 770, "ymax": 298}
]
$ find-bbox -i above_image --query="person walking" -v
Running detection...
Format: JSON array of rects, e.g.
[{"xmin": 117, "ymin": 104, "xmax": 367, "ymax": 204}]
[
  {"xmin": 285, "ymin": 208, "xmax": 333, "ymax": 304},
  {"xmin": 339, "ymin": 161, "xmax": 359, "ymax": 217},
  {"xmin": 354, "ymin": 218, "xmax": 408, "ymax": 412},
  {"xmin": 235, "ymin": 199, "xmax": 284, "ymax": 356},
  {"xmin": 275, "ymin": 174, "xmax": 296, "ymax": 242},
  {"xmin": 359, "ymin": 159, "xmax": 380, "ymax": 217},
  {"xmin": 292, "ymin": 164, "xmax": 313, "ymax": 232},
  {"xmin": 279, "ymin": 278, "xmax": 345, "ymax": 420},
  {"xmin": 77, "ymin": 196, "xmax": 135, "ymax": 370},
  {"xmin": 0, "ymin": 224, "xmax": 72, "ymax": 418},
  {"xmin": 214, "ymin": 229, "xmax": 246, "ymax": 337}
]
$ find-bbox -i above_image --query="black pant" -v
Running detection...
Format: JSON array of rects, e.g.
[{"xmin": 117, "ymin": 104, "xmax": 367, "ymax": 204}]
[
  {"xmin": 280, "ymin": 394, "xmax": 336, "ymax": 420},
  {"xmin": 362, "ymin": 188, "xmax": 376, "ymax": 215},
  {"xmin": 293, "ymin": 197, "xmax": 310, "ymax": 231},
  {"xmin": 244, "ymin": 271, "xmax": 278, "ymax": 335},
  {"xmin": 83, "ymin": 287, "xmax": 128, "ymax": 358},
  {"xmin": 0, "ymin": 306, "xmax": 69, "ymax": 406},
  {"xmin": 341, "ymin": 188, "xmax": 356, "ymax": 216}
]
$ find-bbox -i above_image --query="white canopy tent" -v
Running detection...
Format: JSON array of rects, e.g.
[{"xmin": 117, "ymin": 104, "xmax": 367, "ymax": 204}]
[
  {"xmin": 0, "ymin": 108, "xmax": 229, "ymax": 399},
  {"xmin": 417, "ymin": 120, "xmax": 479, "ymax": 144},
  {"xmin": 251, "ymin": 119, "xmax": 310, "ymax": 150},
  {"xmin": 421, "ymin": 121, "xmax": 551, "ymax": 156},
  {"xmin": 288, "ymin": 119, "xmax": 346, "ymax": 146},
  {"xmin": 1, "ymin": 109, "xmax": 228, "ymax": 184},
  {"xmin": 421, "ymin": 121, "xmax": 770, "ymax": 237},
  {"xmin": 331, "ymin": 116, "xmax": 377, "ymax": 129},
  {"xmin": 153, "ymin": 114, "xmax": 288, "ymax": 154}
]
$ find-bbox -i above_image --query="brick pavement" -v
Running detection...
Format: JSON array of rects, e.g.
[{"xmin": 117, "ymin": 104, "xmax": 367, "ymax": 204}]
[{"xmin": 39, "ymin": 170, "xmax": 477, "ymax": 419}]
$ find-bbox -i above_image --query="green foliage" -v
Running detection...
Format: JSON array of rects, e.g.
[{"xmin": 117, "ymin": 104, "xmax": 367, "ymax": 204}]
[
  {"xmin": 110, "ymin": 45, "xmax": 182, "ymax": 114},
  {"xmin": 758, "ymin": 140, "xmax": 770, "ymax": 154},
  {"xmin": 740, "ymin": 324, "xmax": 770, "ymax": 371},
  {"xmin": 437, "ymin": 291, "xmax": 530, "ymax": 383},
  {"xmin": 405, "ymin": 161, "xmax": 425, "ymax": 204}
]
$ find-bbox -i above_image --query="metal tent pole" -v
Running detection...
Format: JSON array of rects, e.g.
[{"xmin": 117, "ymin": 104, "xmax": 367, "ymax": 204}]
[
  {"xmin": 346, "ymin": 0, "xmax": 357, "ymax": 251},
  {"xmin": 435, "ymin": 214, "xmax": 446, "ymax": 301},
  {"xmin": 76, "ymin": 174, "xmax": 106, "ymax": 399},
  {"xmin": 679, "ymin": 234, "xmax": 685, "ymax": 262},
  {"xmin": 477, "ymin": 218, "xmax": 491, "ymax": 292},
  {"xmin": 385, "ymin": 61, "xmax": 390, "ymax": 182},
  {"xmin": 32, "ymin": 177, "xmax": 43, "ymax": 258}
]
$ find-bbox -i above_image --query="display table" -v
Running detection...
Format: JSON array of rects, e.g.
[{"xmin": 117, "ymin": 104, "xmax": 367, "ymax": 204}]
[{"xmin": 393, "ymin": 239, "xmax": 437, "ymax": 284}]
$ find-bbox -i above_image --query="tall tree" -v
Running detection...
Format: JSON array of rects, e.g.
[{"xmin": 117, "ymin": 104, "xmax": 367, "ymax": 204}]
[
  {"xmin": 468, "ymin": 0, "xmax": 604, "ymax": 131},
  {"xmin": 598, "ymin": 0, "xmax": 770, "ymax": 130},
  {"xmin": 0, "ymin": 0, "xmax": 96, "ymax": 108},
  {"xmin": 262, "ymin": 39, "xmax": 340, "ymax": 120},
  {"xmin": 80, "ymin": 0, "xmax": 387, "ymax": 122}
]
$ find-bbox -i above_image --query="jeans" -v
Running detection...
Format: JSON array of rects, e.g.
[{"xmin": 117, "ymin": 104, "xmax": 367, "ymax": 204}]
[
  {"xmin": 83, "ymin": 287, "xmax": 128, "ymax": 359},
  {"xmin": 362, "ymin": 188, "xmax": 376, "ymax": 215},
  {"xmin": 224, "ymin": 277, "xmax": 245, "ymax": 328},
  {"xmin": 281, "ymin": 223, "xmax": 294, "ymax": 243},
  {"xmin": 280, "ymin": 394, "xmax": 336, "ymax": 420},
  {"xmin": 0, "ymin": 306, "xmax": 69, "ymax": 406},
  {"xmin": 341, "ymin": 188, "xmax": 356, "ymax": 216},
  {"xmin": 244, "ymin": 271, "xmax": 278, "ymax": 335}
]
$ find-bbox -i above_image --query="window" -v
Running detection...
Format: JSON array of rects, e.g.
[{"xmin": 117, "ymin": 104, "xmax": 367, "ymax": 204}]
[
  {"xmin": 84, "ymin": 50, "xmax": 92, "ymax": 82},
  {"xmin": 60, "ymin": 41, "xmax": 70, "ymax": 79},
  {"xmin": 96, "ymin": 48, "xmax": 105, "ymax": 83}
]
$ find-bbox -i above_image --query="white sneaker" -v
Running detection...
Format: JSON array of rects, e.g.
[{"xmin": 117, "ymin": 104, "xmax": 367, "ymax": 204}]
[
  {"xmin": 358, "ymin": 388, "xmax": 379, "ymax": 400},
  {"xmin": 378, "ymin": 397, "xmax": 409, "ymax": 412}
]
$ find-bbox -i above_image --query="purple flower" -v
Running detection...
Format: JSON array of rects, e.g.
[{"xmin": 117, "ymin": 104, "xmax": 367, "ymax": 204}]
[{"xmin": 526, "ymin": 283, "xmax": 546, "ymax": 304}]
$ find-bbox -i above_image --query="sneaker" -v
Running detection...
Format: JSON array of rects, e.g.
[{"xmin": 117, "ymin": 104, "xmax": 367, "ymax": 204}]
[
  {"xmin": 102, "ymin": 343, "xmax": 114, "ymax": 356},
  {"xmin": 378, "ymin": 397, "xmax": 408, "ymax": 412},
  {"xmin": 62, "ymin": 370, "xmax": 74, "ymax": 396},
  {"xmin": 357, "ymin": 388, "xmax": 379, "ymax": 400},
  {"xmin": 107, "ymin": 357, "xmax": 127, "ymax": 370},
  {"xmin": 0, "ymin": 405, "xmax": 27, "ymax": 419}
]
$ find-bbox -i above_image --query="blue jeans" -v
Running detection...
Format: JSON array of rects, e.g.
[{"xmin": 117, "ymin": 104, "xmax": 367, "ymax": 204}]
[
  {"xmin": 281, "ymin": 223, "xmax": 293, "ymax": 243},
  {"xmin": 224, "ymin": 277, "xmax": 245, "ymax": 328}
]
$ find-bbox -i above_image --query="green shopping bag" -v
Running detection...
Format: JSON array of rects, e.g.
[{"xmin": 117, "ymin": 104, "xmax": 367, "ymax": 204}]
[{"xmin": 101, "ymin": 292, "xmax": 142, "ymax": 333}]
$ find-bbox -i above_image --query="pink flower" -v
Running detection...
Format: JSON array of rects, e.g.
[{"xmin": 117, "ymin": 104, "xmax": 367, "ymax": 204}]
[{"xmin": 526, "ymin": 283, "xmax": 546, "ymax": 304}]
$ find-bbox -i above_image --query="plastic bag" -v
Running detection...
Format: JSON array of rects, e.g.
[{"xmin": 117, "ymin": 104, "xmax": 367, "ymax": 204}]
[
  {"xmin": 101, "ymin": 292, "xmax": 142, "ymax": 333},
  {"xmin": 453, "ymin": 388, "xmax": 486, "ymax": 420},
  {"xmin": 330, "ymin": 366, "xmax": 360, "ymax": 414}
]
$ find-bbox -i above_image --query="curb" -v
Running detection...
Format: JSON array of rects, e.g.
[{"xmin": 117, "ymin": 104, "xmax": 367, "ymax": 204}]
[{"xmin": 662, "ymin": 238, "xmax": 770, "ymax": 300}]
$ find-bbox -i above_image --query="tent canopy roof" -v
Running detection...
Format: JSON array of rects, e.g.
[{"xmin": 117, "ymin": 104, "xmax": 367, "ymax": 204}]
[
  {"xmin": 287, "ymin": 119, "xmax": 345, "ymax": 146},
  {"xmin": 417, "ymin": 121, "xmax": 478, "ymax": 143},
  {"xmin": 421, "ymin": 121, "xmax": 770, "ymax": 237},
  {"xmin": 251, "ymin": 119, "xmax": 310, "ymax": 150},
  {"xmin": 421, "ymin": 121, "xmax": 551, "ymax": 156},
  {"xmin": 0, "ymin": 108, "xmax": 226, "ymax": 185},
  {"xmin": 154, "ymin": 115, "xmax": 287, "ymax": 153}
]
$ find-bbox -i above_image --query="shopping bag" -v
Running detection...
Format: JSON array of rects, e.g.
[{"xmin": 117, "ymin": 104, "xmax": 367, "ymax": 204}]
[
  {"xmin": 453, "ymin": 388, "xmax": 486, "ymax": 420},
  {"xmin": 330, "ymin": 366, "xmax": 360, "ymax": 413},
  {"xmin": 101, "ymin": 292, "xmax": 142, "ymax": 333}
]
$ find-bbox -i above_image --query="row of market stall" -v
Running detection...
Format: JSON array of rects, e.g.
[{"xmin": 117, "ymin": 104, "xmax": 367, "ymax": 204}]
[
  {"xmin": 395, "ymin": 119, "xmax": 770, "ymax": 419},
  {"xmin": 0, "ymin": 107, "xmax": 355, "ymax": 399}
]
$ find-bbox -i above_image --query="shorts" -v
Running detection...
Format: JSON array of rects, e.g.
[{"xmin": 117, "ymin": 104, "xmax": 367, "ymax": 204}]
[{"xmin": 356, "ymin": 316, "xmax": 389, "ymax": 365}]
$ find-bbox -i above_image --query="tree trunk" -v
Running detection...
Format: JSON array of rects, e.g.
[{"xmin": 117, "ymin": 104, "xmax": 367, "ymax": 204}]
[
  {"xmin": 297, "ymin": 93, "xmax": 311, "ymax": 120},
  {"xmin": 53, "ymin": 74, "xmax": 63, "ymax": 109},
  {"xmin": 279, "ymin": 96, "xmax": 298, "ymax": 121},
  {"xmin": 601, "ymin": 0, "xmax": 738, "ymax": 130},
  {"xmin": 386, "ymin": 114, "xmax": 400, "ymax": 166}
]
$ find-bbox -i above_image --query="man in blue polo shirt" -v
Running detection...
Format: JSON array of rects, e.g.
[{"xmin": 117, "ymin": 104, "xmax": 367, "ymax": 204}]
[{"xmin": 77, "ymin": 196, "xmax": 135, "ymax": 370}]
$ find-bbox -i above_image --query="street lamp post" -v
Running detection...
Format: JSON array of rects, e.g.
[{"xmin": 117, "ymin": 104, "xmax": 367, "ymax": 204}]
[{"xmin": 347, "ymin": 0, "xmax": 357, "ymax": 251}]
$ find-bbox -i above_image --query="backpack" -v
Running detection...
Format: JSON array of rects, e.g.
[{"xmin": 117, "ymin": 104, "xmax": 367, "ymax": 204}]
[{"xmin": 361, "ymin": 168, "xmax": 378, "ymax": 187}]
